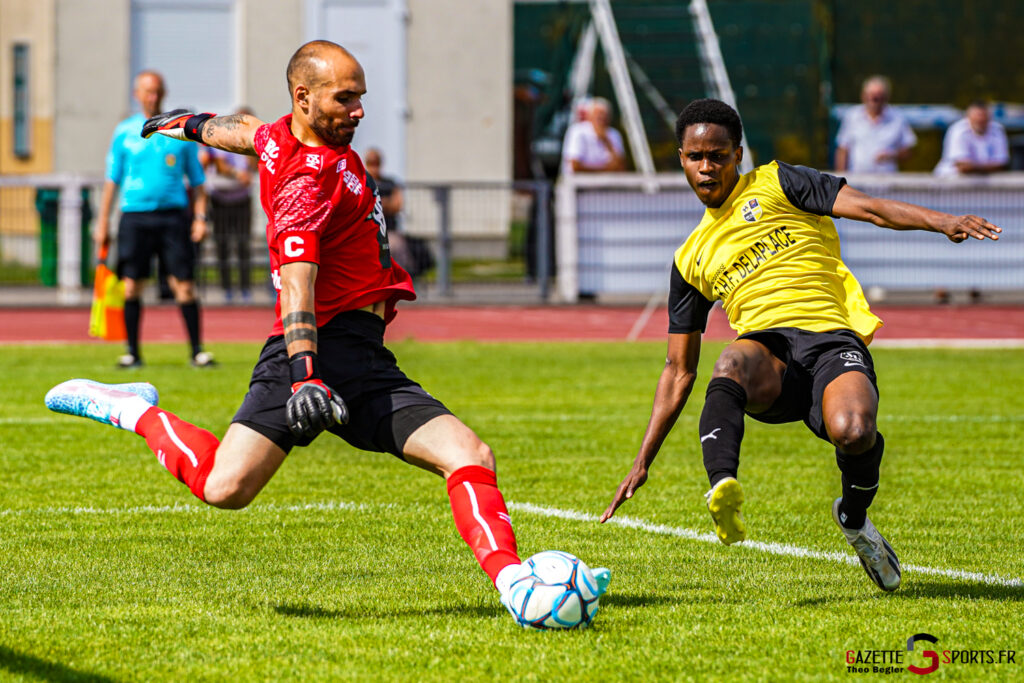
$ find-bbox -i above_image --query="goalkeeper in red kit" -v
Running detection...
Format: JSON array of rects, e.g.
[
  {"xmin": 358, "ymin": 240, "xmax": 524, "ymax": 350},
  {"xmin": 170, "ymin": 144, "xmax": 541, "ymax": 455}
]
[{"xmin": 45, "ymin": 40, "xmax": 609, "ymax": 621}]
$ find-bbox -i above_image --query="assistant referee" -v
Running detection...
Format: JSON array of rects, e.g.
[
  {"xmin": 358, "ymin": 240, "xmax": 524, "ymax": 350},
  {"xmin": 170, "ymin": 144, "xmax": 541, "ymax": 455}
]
[{"xmin": 94, "ymin": 70, "xmax": 214, "ymax": 368}]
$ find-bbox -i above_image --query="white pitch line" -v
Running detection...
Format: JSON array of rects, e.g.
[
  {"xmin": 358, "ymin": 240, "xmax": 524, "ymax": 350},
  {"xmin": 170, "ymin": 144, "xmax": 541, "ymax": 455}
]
[
  {"xmin": 4, "ymin": 498, "xmax": 1021, "ymax": 588},
  {"xmin": 872, "ymin": 339, "xmax": 1024, "ymax": 349},
  {"xmin": 507, "ymin": 501, "xmax": 1024, "ymax": 588}
]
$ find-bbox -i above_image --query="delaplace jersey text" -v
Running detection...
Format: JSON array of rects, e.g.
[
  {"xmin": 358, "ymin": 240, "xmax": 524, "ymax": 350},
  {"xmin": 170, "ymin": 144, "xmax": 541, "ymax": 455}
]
[
  {"xmin": 254, "ymin": 115, "xmax": 415, "ymax": 335},
  {"xmin": 668, "ymin": 161, "xmax": 882, "ymax": 343}
]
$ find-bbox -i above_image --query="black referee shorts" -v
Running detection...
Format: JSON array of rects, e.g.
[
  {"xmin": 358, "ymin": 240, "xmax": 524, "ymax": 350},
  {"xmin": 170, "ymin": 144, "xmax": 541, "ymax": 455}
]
[
  {"xmin": 737, "ymin": 327, "xmax": 879, "ymax": 443},
  {"xmin": 117, "ymin": 209, "xmax": 195, "ymax": 281},
  {"xmin": 233, "ymin": 310, "xmax": 451, "ymax": 455}
]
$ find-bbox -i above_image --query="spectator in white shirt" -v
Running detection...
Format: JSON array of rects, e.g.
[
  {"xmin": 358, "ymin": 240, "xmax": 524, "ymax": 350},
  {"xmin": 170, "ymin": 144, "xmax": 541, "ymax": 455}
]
[
  {"xmin": 934, "ymin": 101, "xmax": 1010, "ymax": 177},
  {"xmin": 834, "ymin": 75, "xmax": 917, "ymax": 173},
  {"xmin": 561, "ymin": 97, "xmax": 627, "ymax": 175}
]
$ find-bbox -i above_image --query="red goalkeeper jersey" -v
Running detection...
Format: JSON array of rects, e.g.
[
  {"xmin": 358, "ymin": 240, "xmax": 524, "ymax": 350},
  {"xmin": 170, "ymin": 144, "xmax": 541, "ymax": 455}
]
[{"xmin": 254, "ymin": 115, "xmax": 415, "ymax": 335}]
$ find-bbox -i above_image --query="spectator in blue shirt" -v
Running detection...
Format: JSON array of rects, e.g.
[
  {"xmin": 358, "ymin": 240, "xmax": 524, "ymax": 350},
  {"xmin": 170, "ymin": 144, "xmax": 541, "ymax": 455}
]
[
  {"xmin": 94, "ymin": 70, "xmax": 214, "ymax": 368},
  {"xmin": 834, "ymin": 76, "xmax": 917, "ymax": 173}
]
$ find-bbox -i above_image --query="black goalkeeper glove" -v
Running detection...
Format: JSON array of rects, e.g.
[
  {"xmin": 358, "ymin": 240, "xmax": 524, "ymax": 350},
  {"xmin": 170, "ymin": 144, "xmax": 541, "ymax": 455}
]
[
  {"xmin": 141, "ymin": 109, "xmax": 215, "ymax": 143},
  {"xmin": 286, "ymin": 351, "xmax": 348, "ymax": 440}
]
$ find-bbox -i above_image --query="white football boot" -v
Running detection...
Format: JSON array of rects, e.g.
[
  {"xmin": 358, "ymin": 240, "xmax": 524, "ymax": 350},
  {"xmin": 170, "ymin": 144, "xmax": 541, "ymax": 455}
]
[
  {"xmin": 832, "ymin": 498, "xmax": 901, "ymax": 591},
  {"xmin": 45, "ymin": 379, "xmax": 158, "ymax": 432}
]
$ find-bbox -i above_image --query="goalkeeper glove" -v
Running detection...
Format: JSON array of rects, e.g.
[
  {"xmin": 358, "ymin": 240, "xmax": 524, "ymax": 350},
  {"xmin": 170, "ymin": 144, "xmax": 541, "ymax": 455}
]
[
  {"xmin": 141, "ymin": 109, "xmax": 215, "ymax": 143},
  {"xmin": 286, "ymin": 351, "xmax": 349, "ymax": 440}
]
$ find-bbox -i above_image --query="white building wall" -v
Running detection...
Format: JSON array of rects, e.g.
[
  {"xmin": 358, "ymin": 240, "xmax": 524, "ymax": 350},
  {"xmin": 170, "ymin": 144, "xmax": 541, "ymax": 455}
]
[
  {"xmin": 242, "ymin": 0, "xmax": 304, "ymax": 122},
  {"xmin": 54, "ymin": 0, "xmax": 130, "ymax": 174},
  {"xmin": 406, "ymin": 0, "xmax": 511, "ymax": 183},
  {"xmin": 50, "ymin": 0, "xmax": 513, "ymax": 188}
]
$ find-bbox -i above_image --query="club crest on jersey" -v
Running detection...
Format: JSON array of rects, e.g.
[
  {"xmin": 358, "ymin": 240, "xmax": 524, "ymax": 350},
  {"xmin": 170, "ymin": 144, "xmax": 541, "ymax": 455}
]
[
  {"xmin": 741, "ymin": 198, "xmax": 762, "ymax": 223},
  {"xmin": 305, "ymin": 153, "xmax": 323, "ymax": 172}
]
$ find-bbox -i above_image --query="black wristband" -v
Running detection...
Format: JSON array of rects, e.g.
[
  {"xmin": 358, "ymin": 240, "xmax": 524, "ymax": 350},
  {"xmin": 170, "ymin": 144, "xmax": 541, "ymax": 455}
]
[
  {"xmin": 289, "ymin": 351, "xmax": 321, "ymax": 385},
  {"xmin": 184, "ymin": 113, "xmax": 214, "ymax": 143}
]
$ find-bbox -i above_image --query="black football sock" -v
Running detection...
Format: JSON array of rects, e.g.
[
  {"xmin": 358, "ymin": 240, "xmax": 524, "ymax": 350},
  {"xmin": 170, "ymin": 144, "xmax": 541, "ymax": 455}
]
[
  {"xmin": 124, "ymin": 299, "xmax": 141, "ymax": 359},
  {"xmin": 180, "ymin": 301, "xmax": 202, "ymax": 357},
  {"xmin": 700, "ymin": 377, "xmax": 747, "ymax": 487},
  {"xmin": 835, "ymin": 432, "xmax": 884, "ymax": 530}
]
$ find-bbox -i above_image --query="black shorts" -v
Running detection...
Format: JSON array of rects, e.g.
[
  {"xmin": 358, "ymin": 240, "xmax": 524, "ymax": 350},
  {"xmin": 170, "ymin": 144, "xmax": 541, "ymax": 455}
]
[
  {"xmin": 232, "ymin": 310, "xmax": 451, "ymax": 455},
  {"xmin": 738, "ymin": 327, "xmax": 878, "ymax": 442},
  {"xmin": 117, "ymin": 209, "xmax": 195, "ymax": 281}
]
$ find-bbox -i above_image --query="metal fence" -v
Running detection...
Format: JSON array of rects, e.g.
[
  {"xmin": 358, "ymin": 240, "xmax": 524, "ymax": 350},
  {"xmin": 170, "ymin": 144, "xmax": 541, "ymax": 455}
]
[
  {"xmin": 6, "ymin": 171, "xmax": 1022, "ymax": 307},
  {"xmin": 0, "ymin": 174, "xmax": 555, "ymax": 304},
  {"xmin": 556, "ymin": 171, "xmax": 1024, "ymax": 302}
]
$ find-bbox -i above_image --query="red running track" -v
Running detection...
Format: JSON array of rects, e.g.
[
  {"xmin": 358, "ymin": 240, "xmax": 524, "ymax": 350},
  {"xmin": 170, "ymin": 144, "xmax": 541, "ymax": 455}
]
[{"xmin": 1, "ymin": 304, "xmax": 1022, "ymax": 344}]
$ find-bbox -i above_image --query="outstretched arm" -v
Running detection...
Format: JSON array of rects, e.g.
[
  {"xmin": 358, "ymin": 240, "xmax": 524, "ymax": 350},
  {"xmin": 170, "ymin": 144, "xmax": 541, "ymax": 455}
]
[
  {"xmin": 832, "ymin": 184, "xmax": 1002, "ymax": 243},
  {"xmin": 142, "ymin": 109, "xmax": 265, "ymax": 156},
  {"xmin": 200, "ymin": 114, "xmax": 265, "ymax": 155},
  {"xmin": 600, "ymin": 331, "xmax": 702, "ymax": 523}
]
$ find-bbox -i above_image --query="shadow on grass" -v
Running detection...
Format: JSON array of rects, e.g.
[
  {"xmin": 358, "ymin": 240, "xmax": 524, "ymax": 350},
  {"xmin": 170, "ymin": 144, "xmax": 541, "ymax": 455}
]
[
  {"xmin": 273, "ymin": 591, "xmax": 683, "ymax": 621},
  {"xmin": 600, "ymin": 592, "xmax": 690, "ymax": 609},
  {"xmin": 272, "ymin": 601, "xmax": 497, "ymax": 620},
  {"xmin": 0, "ymin": 646, "xmax": 118, "ymax": 683},
  {"xmin": 900, "ymin": 580, "xmax": 1024, "ymax": 602},
  {"xmin": 794, "ymin": 580, "xmax": 1024, "ymax": 607}
]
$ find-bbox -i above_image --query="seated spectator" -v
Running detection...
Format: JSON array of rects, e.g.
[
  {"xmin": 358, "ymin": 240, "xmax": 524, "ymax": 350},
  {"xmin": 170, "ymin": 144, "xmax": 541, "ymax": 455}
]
[
  {"xmin": 365, "ymin": 147, "xmax": 433, "ymax": 281},
  {"xmin": 934, "ymin": 100, "xmax": 1010, "ymax": 176},
  {"xmin": 561, "ymin": 97, "xmax": 627, "ymax": 174},
  {"xmin": 835, "ymin": 76, "xmax": 916, "ymax": 173}
]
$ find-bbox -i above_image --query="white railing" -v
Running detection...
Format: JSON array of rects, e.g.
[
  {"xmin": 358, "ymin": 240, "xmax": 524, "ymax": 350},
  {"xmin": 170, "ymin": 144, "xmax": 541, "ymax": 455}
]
[
  {"xmin": 0, "ymin": 173, "xmax": 103, "ymax": 304},
  {"xmin": 556, "ymin": 171, "xmax": 1024, "ymax": 302}
]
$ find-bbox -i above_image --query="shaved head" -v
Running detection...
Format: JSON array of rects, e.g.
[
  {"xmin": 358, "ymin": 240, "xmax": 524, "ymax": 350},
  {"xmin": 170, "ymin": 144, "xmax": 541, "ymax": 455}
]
[
  {"xmin": 286, "ymin": 40, "xmax": 357, "ymax": 95},
  {"xmin": 285, "ymin": 40, "xmax": 367, "ymax": 148}
]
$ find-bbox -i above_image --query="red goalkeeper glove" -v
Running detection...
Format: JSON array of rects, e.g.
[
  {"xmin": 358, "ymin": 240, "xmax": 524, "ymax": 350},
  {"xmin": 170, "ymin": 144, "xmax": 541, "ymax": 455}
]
[
  {"xmin": 286, "ymin": 351, "xmax": 349, "ymax": 440},
  {"xmin": 141, "ymin": 109, "xmax": 215, "ymax": 143}
]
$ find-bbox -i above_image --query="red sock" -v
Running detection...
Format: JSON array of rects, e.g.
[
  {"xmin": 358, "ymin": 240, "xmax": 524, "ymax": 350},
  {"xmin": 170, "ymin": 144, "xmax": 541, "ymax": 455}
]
[
  {"xmin": 136, "ymin": 407, "xmax": 218, "ymax": 501},
  {"xmin": 447, "ymin": 465, "xmax": 520, "ymax": 585}
]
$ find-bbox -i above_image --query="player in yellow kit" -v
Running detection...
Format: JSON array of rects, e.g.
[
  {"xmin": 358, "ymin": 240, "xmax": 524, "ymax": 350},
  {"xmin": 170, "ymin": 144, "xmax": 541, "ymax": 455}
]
[{"xmin": 600, "ymin": 99, "xmax": 1001, "ymax": 591}]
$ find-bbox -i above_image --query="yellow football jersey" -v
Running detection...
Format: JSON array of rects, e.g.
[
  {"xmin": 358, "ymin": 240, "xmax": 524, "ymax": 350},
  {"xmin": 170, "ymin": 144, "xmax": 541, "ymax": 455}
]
[{"xmin": 672, "ymin": 161, "xmax": 881, "ymax": 343}]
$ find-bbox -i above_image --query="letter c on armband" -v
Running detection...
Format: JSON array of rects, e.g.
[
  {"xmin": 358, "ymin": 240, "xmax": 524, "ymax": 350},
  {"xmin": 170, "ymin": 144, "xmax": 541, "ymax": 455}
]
[{"xmin": 284, "ymin": 236, "xmax": 305, "ymax": 258}]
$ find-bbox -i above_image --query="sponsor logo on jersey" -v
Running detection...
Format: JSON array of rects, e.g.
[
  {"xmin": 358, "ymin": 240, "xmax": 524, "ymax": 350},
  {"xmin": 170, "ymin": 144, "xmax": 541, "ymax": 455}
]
[
  {"xmin": 343, "ymin": 168, "xmax": 363, "ymax": 195},
  {"xmin": 840, "ymin": 350, "xmax": 865, "ymax": 367},
  {"xmin": 261, "ymin": 138, "xmax": 279, "ymax": 174},
  {"xmin": 271, "ymin": 268, "xmax": 281, "ymax": 291},
  {"xmin": 305, "ymin": 153, "xmax": 323, "ymax": 172},
  {"xmin": 336, "ymin": 159, "xmax": 347, "ymax": 173},
  {"xmin": 741, "ymin": 198, "xmax": 762, "ymax": 222}
]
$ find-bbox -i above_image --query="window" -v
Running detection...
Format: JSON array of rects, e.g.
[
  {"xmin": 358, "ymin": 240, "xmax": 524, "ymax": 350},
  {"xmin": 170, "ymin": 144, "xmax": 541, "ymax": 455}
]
[{"xmin": 13, "ymin": 43, "xmax": 31, "ymax": 158}]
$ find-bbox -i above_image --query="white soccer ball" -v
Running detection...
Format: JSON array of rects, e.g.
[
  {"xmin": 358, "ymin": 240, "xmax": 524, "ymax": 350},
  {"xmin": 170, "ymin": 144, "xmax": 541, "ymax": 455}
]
[{"xmin": 505, "ymin": 550, "xmax": 600, "ymax": 629}]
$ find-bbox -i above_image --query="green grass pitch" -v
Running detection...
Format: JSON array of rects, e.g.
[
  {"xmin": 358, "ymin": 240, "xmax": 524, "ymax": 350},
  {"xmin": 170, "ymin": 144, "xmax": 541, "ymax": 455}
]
[{"xmin": 1, "ymin": 341, "xmax": 1022, "ymax": 681}]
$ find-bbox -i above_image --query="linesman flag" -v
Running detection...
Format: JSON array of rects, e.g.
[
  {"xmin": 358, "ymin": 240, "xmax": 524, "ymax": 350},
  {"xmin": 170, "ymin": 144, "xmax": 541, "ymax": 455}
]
[{"xmin": 88, "ymin": 245, "xmax": 126, "ymax": 341}]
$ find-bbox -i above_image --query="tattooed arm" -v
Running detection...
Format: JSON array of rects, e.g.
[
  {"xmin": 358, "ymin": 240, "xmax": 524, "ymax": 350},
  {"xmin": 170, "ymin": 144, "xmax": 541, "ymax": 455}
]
[
  {"xmin": 279, "ymin": 261, "xmax": 319, "ymax": 356},
  {"xmin": 200, "ymin": 113, "xmax": 265, "ymax": 156},
  {"xmin": 142, "ymin": 109, "xmax": 264, "ymax": 156},
  {"xmin": 278, "ymin": 260, "xmax": 349, "ymax": 438}
]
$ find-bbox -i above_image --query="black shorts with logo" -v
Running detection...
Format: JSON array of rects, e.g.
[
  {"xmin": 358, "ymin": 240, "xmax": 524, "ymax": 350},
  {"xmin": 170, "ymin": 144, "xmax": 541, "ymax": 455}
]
[
  {"xmin": 233, "ymin": 310, "xmax": 451, "ymax": 455},
  {"xmin": 117, "ymin": 209, "xmax": 196, "ymax": 281},
  {"xmin": 737, "ymin": 327, "xmax": 878, "ymax": 442}
]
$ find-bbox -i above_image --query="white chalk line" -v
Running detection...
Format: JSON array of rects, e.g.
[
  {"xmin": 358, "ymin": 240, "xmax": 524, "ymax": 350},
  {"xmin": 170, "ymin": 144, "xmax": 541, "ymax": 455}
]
[
  {"xmin": 871, "ymin": 338, "xmax": 1024, "ymax": 349},
  {"xmin": 2, "ymin": 498, "xmax": 1020, "ymax": 588},
  {"xmin": 507, "ymin": 502, "xmax": 1024, "ymax": 589}
]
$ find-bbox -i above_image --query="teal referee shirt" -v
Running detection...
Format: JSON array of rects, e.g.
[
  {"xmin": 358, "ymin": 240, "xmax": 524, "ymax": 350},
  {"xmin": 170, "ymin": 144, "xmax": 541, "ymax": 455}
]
[{"xmin": 105, "ymin": 113, "xmax": 205, "ymax": 212}]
